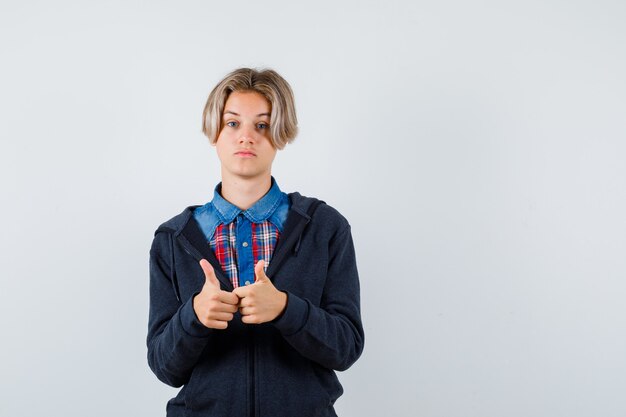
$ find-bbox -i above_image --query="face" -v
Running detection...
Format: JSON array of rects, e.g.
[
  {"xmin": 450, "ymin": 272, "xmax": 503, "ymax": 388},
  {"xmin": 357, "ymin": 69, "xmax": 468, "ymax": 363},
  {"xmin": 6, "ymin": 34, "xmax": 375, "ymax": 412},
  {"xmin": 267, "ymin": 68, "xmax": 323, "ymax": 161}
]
[{"xmin": 214, "ymin": 90, "xmax": 277, "ymax": 182}]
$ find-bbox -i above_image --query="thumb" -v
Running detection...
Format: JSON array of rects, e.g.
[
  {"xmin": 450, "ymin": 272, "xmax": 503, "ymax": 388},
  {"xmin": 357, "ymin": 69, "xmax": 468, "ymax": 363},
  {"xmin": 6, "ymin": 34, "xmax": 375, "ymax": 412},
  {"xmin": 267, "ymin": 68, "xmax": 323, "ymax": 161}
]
[
  {"xmin": 199, "ymin": 259, "xmax": 220, "ymax": 289},
  {"xmin": 254, "ymin": 260, "xmax": 270, "ymax": 283}
]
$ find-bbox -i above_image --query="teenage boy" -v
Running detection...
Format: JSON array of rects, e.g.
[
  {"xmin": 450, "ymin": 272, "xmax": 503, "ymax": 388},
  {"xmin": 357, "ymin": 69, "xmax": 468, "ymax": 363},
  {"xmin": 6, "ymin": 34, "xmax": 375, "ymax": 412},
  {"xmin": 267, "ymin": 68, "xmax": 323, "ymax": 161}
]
[{"xmin": 147, "ymin": 68, "xmax": 364, "ymax": 417}]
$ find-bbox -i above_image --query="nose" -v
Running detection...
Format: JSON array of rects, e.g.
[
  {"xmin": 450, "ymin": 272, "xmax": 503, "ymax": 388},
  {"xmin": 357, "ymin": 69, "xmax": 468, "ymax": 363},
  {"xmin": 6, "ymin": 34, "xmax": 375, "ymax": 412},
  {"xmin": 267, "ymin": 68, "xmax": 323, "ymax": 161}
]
[{"xmin": 238, "ymin": 126, "xmax": 256, "ymax": 145}]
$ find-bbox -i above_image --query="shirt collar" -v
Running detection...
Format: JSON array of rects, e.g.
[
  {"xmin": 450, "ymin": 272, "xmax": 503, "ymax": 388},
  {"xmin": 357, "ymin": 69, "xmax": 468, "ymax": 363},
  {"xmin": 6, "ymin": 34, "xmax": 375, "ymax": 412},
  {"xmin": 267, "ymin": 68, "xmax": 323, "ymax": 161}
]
[{"xmin": 212, "ymin": 177, "xmax": 285, "ymax": 224}]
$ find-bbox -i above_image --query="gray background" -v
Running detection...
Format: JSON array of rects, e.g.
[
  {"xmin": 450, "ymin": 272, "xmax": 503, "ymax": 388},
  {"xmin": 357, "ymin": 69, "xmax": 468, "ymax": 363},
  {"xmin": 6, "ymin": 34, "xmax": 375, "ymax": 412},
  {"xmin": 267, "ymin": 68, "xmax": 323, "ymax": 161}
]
[{"xmin": 1, "ymin": 1, "xmax": 625, "ymax": 416}]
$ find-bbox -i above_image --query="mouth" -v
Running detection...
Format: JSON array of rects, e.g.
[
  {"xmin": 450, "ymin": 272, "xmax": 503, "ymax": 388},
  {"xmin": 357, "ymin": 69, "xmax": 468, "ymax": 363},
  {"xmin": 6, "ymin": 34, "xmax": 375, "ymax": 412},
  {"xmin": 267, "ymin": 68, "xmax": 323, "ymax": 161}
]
[{"xmin": 235, "ymin": 151, "xmax": 256, "ymax": 157}]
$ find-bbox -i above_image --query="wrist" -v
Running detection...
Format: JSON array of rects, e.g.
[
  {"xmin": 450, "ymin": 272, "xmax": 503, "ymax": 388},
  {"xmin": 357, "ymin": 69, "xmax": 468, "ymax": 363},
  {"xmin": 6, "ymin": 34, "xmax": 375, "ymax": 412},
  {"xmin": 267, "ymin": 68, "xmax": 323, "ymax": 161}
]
[{"xmin": 274, "ymin": 291, "xmax": 288, "ymax": 321}]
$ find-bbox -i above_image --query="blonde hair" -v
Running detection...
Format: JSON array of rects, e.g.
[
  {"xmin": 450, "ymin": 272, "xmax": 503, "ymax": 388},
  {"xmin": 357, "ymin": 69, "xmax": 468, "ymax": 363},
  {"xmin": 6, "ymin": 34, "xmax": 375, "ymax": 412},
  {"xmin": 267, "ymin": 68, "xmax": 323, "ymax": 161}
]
[{"xmin": 202, "ymin": 68, "xmax": 298, "ymax": 150}]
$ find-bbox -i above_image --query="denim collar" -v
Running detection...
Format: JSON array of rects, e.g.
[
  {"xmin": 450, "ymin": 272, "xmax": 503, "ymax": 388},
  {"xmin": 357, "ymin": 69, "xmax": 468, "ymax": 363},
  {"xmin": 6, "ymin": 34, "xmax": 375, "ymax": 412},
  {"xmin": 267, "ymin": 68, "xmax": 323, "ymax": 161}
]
[{"xmin": 212, "ymin": 177, "xmax": 284, "ymax": 224}]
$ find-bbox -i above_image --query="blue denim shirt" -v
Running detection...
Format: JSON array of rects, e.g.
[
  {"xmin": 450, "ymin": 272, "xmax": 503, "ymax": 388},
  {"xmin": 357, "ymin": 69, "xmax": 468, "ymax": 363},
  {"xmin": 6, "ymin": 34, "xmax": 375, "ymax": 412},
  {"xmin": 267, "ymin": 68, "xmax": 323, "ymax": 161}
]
[{"xmin": 193, "ymin": 177, "xmax": 290, "ymax": 287}]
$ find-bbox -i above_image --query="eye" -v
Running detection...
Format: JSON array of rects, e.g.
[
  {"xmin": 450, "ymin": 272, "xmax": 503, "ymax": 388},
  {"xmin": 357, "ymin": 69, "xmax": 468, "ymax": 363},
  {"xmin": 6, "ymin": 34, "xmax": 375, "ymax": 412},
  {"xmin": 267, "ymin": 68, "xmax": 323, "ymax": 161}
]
[
  {"xmin": 226, "ymin": 121, "xmax": 238, "ymax": 128},
  {"xmin": 257, "ymin": 122, "xmax": 269, "ymax": 129}
]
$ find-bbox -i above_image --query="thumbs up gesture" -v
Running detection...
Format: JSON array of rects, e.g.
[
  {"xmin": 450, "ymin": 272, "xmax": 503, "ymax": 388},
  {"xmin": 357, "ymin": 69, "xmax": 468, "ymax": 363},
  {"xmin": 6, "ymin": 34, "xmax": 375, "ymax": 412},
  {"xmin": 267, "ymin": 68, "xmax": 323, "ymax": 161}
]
[
  {"xmin": 232, "ymin": 260, "xmax": 288, "ymax": 324},
  {"xmin": 193, "ymin": 259, "xmax": 240, "ymax": 329}
]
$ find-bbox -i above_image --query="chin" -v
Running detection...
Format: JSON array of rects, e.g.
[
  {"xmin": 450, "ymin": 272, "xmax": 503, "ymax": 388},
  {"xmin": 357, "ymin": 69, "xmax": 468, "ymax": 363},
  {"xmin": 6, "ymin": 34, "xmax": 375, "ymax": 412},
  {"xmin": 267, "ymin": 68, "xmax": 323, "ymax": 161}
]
[{"xmin": 231, "ymin": 170, "xmax": 267, "ymax": 180}]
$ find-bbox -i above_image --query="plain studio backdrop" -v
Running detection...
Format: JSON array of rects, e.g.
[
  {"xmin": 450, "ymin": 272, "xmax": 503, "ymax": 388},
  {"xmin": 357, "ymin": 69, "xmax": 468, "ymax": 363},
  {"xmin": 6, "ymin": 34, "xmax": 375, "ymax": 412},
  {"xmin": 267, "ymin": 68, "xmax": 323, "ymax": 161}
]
[{"xmin": 1, "ymin": 1, "xmax": 625, "ymax": 416}]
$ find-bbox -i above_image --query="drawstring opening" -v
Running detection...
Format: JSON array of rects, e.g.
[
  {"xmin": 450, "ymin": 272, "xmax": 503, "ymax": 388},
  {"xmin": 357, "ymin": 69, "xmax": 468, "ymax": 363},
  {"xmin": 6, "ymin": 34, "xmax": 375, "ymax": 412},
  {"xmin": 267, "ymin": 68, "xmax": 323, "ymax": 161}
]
[{"xmin": 294, "ymin": 233, "xmax": 303, "ymax": 256}]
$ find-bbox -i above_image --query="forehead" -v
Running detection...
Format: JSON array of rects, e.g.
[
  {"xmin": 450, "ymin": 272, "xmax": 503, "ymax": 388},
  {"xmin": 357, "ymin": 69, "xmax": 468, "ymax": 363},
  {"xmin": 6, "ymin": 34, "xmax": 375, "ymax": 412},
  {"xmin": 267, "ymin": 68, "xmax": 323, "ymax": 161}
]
[{"xmin": 223, "ymin": 91, "xmax": 271, "ymax": 116}]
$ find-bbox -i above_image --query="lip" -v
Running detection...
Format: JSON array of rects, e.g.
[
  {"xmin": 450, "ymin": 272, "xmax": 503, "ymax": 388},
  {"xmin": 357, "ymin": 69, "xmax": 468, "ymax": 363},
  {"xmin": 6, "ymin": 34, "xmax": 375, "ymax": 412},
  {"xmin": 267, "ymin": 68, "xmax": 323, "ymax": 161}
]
[{"xmin": 235, "ymin": 150, "xmax": 256, "ymax": 157}]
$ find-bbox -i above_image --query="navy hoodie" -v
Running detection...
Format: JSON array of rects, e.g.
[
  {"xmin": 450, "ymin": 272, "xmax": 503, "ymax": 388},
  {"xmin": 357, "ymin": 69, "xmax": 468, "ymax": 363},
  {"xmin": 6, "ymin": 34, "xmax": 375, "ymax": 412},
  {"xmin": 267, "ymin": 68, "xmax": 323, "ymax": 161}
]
[{"xmin": 147, "ymin": 192, "xmax": 364, "ymax": 417}]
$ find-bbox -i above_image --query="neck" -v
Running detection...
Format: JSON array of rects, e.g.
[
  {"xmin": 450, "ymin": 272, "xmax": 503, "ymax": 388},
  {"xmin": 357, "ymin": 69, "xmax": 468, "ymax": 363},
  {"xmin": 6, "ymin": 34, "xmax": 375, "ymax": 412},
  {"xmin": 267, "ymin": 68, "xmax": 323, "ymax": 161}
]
[{"xmin": 220, "ymin": 174, "xmax": 272, "ymax": 210}]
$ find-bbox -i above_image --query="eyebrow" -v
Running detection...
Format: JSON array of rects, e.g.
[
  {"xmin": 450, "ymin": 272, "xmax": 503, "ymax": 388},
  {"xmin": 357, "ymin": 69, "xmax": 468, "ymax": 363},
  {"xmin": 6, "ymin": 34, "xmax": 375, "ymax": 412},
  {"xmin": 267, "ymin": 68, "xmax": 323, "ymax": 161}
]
[{"xmin": 223, "ymin": 110, "xmax": 270, "ymax": 117}]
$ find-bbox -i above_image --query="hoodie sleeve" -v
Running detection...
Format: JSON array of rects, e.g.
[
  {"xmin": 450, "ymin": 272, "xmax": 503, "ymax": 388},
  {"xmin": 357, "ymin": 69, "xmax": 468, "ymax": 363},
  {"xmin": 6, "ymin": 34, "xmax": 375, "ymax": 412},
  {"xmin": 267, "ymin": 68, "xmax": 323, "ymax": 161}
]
[
  {"xmin": 272, "ymin": 224, "xmax": 365, "ymax": 371},
  {"xmin": 146, "ymin": 230, "xmax": 213, "ymax": 387}
]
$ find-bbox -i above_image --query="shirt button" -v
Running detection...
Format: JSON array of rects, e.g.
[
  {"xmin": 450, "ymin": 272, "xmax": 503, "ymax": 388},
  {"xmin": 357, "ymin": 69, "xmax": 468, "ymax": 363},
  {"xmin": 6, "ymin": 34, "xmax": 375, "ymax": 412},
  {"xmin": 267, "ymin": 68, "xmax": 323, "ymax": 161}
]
[
  {"xmin": 244, "ymin": 281, "xmax": 251, "ymax": 286},
  {"xmin": 242, "ymin": 242, "xmax": 249, "ymax": 247}
]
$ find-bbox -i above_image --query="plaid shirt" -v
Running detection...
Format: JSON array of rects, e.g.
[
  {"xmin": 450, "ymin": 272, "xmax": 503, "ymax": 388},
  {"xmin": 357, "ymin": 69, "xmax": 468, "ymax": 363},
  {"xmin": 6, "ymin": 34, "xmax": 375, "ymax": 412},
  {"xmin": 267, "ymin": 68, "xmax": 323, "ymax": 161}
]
[
  {"xmin": 210, "ymin": 220, "xmax": 281, "ymax": 288},
  {"xmin": 193, "ymin": 178, "xmax": 290, "ymax": 288}
]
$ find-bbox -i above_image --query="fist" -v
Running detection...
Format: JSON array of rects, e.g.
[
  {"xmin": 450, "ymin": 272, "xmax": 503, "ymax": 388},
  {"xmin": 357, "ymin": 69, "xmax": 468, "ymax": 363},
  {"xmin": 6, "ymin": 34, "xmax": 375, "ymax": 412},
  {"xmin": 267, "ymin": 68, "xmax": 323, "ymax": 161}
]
[
  {"xmin": 193, "ymin": 259, "xmax": 239, "ymax": 329},
  {"xmin": 232, "ymin": 260, "xmax": 288, "ymax": 324}
]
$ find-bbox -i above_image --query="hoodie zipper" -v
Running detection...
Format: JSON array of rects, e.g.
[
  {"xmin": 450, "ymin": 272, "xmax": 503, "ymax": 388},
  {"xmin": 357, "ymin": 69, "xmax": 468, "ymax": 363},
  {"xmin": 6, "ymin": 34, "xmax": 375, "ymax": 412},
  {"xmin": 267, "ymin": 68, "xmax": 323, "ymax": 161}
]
[{"xmin": 248, "ymin": 326, "xmax": 256, "ymax": 417}]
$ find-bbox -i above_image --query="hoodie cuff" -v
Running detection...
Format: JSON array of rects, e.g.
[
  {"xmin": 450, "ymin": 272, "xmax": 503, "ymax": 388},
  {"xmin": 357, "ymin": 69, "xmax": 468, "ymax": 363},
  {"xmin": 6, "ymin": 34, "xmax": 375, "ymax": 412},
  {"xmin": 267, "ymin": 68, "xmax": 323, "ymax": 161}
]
[
  {"xmin": 180, "ymin": 292, "xmax": 213, "ymax": 337},
  {"xmin": 272, "ymin": 291, "xmax": 309, "ymax": 336}
]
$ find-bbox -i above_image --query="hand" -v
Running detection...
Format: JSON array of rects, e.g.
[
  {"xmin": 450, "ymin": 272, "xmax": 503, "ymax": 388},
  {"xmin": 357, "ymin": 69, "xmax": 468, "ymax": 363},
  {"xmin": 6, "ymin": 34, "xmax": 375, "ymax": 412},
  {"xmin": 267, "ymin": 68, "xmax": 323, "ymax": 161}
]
[
  {"xmin": 232, "ymin": 260, "xmax": 288, "ymax": 324},
  {"xmin": 193, "ymin": 259, "xmax": 240, "ymax": 329}
]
